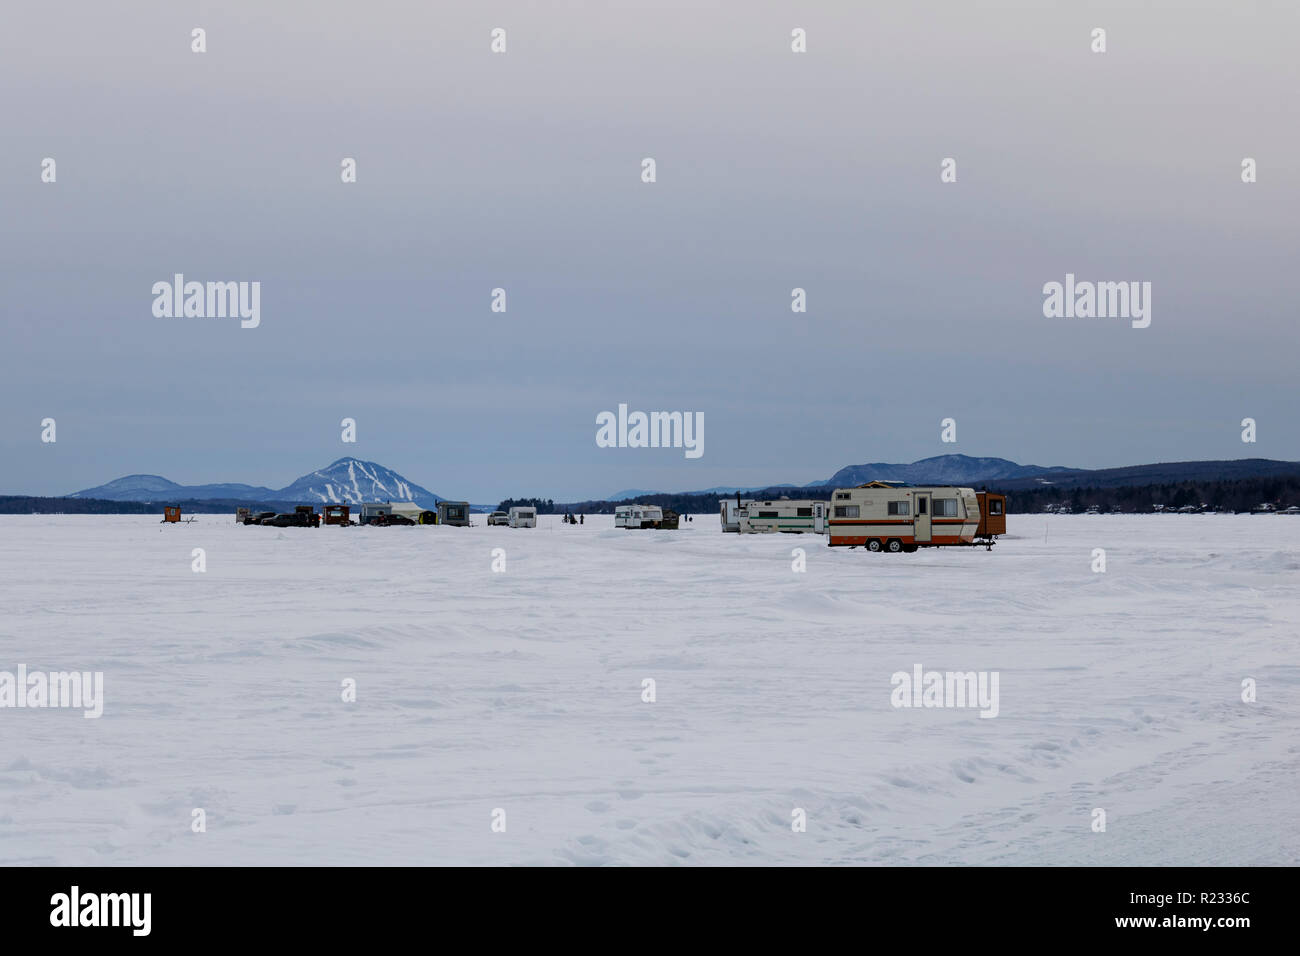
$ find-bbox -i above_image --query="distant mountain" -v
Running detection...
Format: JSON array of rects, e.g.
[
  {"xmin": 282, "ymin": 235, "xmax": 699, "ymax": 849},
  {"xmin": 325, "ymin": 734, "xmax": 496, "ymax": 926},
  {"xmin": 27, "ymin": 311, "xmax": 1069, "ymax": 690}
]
[
  {"xmin": 69, "ymin": 474, "xmax": 281, "ymax": 501},
  {"xmin": 608, "ymin": 489, "xmax": 667, "ymax": 501},
  {"xmin": 71, "ymin": 458, "xmax": 443, "ymax": 507},
  {"xmin": 991, "ymin": 458, "xmax": 1300, "ymax": 491},
  {"xmin": 606, "ymin": 456, "xmax": 1069, "ymax": 499},
  {"xmin": 813, "ymin": 455, "xmax": 1073, "ymax": 488},
  {"xmin": 277, "ymin": 459, "xmax": 442, "ymax": 507},
  {"xmin": 695, "ymin": 484, "xmax": 802, "ymax": 495},
  {"xmin": 70, "ymin": 474, "xmax": 182, "ymax": 497},
  {"xmin": 610, "ymin": 484, "xmax": 807, "ymax": 501},
  {"xmin": 606, "ymin": 454, "xmax": 1300, "ymax": 499}
]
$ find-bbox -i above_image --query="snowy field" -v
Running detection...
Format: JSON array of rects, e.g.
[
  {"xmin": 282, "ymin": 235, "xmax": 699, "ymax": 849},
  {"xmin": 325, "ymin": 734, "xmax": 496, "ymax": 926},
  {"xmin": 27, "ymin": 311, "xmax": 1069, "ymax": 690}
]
[{"xmin": 1, "ymin": 512, "xmax": 1297, "ymax": 866}]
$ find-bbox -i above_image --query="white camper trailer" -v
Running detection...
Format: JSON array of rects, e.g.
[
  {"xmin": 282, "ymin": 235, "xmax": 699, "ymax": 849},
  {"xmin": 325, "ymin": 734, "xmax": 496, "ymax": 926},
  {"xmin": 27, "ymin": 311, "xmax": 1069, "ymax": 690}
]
[
  {"xmin": 615, "ymin": 504, "xmax": 663, "ymax": 529},
  {"xmin": 827, "ymin": 484, "xmax": 981, "ymax": 552},
  {"xmin": 735, "ymin": 498, "xmax": 828, "ymax": 534},
  {"xmin": 508, "ymin": 506, "xmax": 537, "ymax": 528},
  {"xmin": 720, "ymin": 498, "xmax": 743, "ymax": 532}
]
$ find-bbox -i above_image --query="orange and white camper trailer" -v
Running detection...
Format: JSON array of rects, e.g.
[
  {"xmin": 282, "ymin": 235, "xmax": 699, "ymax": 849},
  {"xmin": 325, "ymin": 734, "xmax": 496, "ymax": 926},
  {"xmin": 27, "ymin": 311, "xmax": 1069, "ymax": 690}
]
[{"xmin": 827, "ymin": 483, "xmax": 1005, "ymax": 552}]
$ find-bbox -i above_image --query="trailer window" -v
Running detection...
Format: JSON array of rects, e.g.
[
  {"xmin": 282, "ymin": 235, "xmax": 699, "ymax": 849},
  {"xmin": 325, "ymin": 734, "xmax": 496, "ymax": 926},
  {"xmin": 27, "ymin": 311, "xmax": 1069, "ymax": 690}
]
[
  {"xmin": 917, "ymin": 498, "xmax": 927, "ymax": 515},
  {"xmin": 835, "ymin": 492, "xmax": 851, "ymax": 501},
  {"xmin": 834, "ymin": 505, "xmax": 859, "ymax": 518},
  {"xmin": 990, "ymin": 499, "xmax": 1004, "ymax": 515},
  {"xmin": 796, "ymin": 507, "xmax": 812, "ymax": 517},
  {"xmin": 933, "ymin": 499, "xmax": 958, "ymax": 517},
  {"xmin": 887, "ymin": 501, "xmax": 909, "ymax": 516},
  {"xmin": 758, "ymin": 511, "xmax": 779, "ymax": 518}
]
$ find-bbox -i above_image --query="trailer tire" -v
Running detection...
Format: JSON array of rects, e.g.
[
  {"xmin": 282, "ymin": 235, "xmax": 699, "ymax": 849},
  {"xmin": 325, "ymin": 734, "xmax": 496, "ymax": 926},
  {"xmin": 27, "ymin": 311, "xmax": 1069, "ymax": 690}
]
[
  {"xmin": 866, "ymin": 539, "xmax": 883, "ymax": 552},
  {"xmin": 886, "ymin": 538, "xmax": 903, "ymax": 553},
  {"xmin": 902, "ymin": 544, "xmax": 918, "ymax": 553}
]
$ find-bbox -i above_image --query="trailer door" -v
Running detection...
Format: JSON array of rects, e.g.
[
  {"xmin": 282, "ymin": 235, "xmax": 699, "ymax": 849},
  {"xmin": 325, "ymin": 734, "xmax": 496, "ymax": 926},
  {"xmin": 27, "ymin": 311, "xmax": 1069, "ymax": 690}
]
[
  {"xmin": 814, "ymin": 501, "xmax": 825, "ymax": 533},
  {"xmin": 914, "ymin": 493, "xmax": 932, "ymax": 542}
]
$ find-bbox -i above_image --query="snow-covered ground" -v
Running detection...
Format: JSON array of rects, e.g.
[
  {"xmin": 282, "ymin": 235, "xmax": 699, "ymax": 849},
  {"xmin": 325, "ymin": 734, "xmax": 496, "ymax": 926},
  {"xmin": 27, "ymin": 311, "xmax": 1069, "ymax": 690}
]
[{"xmin": 1, "ymin": 513, "xmax": 1296, "ymax": 866}]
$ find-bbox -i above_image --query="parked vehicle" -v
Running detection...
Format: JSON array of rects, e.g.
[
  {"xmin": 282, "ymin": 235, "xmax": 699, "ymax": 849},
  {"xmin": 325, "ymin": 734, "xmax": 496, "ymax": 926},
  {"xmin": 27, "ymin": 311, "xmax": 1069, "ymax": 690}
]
[
  {"xmin": 615, "ymin": 504, "xmax": 663, "ymax": 529},
  {"xmin": 734, "ymin": 498, "xmax": 828, "ymax": 534},
  {"xmin": 245, "ymin": 511, "xmax": 277, "ymax": 525},
  {"xmin": 508, "ymin": 507, "xmax": 537, "ymax": 528},
  {"xmin": 488, "ymin": 511, "xmax": 509, "ymax": 526},
  {"xmin": 263, "ymin": 508, "xmax": 320, "ymax": 528},
  {"xmin": 828, "ymin": 483, "xmax": 1005, "ymax": 552},
  {"xmin": 371, "ymin": 513, "xmax": 415, "ymax": 526}
]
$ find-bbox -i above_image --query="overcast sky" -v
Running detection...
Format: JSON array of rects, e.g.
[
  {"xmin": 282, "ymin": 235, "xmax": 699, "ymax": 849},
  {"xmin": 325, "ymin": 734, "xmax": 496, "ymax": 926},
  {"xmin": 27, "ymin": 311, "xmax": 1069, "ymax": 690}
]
[{"xmin": 2, "ymin": 1, "xmax": 1297, "ymax": 502}]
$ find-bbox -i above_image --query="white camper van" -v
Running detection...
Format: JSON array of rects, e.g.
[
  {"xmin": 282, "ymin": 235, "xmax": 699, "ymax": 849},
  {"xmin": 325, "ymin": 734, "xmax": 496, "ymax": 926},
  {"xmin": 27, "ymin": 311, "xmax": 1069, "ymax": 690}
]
[
  {"xmin": 827, "ymin": 484, "xmax": 981, "ymax": 552},
  {"xmin": 508, "ymin": 506, "xmax": 537, "ymax": 528},
  {"xmin": 735, "ymin": 498, "xmax": 828, "ymax": 534},
  {"xmin": 615, "ymin": 504, "xmax": 663, "ymax": 529}
]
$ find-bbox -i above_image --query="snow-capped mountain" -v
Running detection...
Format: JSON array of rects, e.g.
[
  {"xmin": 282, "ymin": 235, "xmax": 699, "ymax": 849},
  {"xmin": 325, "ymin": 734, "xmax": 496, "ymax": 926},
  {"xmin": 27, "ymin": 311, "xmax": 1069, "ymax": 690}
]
[
  {"xmin": 278, "ymin": 458, "xmax": 442, "ymax": 507},
  {"xmin": 71, "ymin": 458, "xmax": 442, "ymax": 507}
]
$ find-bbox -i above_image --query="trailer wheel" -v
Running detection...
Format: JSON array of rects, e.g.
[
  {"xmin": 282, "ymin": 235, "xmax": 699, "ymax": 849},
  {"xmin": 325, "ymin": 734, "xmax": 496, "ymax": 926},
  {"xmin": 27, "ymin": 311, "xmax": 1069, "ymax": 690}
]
[
  {"xmin": 866, "ymin": 539, "xmax": 883, "ymax": 552},
  {"xmin": 886, "ymin": 538, "xmax": 903, "ymax": 553}
]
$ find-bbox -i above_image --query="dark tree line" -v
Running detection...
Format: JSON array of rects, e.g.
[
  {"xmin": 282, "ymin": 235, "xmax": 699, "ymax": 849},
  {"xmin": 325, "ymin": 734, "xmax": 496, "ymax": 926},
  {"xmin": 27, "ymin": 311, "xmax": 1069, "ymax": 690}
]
[
  {"xmin": 0, "ymin": 496, "xmax": 158, "ymax": 514},
  {"xmin": 497, "ymin": 497, "xmax": 558, "ymax": 514},
  {"xmin": 1004, "ymin": 477, "xmax": 1300, "ymax": 514},
  {"xmin": 1, "ymin": 496, "xmax": 309, "ymax": 515}
]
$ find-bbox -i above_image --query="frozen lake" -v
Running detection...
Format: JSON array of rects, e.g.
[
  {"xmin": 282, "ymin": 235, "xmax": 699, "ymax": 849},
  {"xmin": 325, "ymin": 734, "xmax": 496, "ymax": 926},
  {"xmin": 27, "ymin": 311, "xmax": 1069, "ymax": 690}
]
[{"xmin": 1, "ymin": 512, "xmax": 1296, "ymax": 865}]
